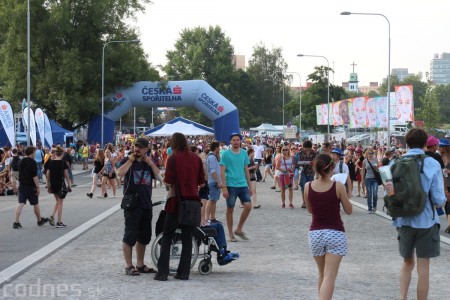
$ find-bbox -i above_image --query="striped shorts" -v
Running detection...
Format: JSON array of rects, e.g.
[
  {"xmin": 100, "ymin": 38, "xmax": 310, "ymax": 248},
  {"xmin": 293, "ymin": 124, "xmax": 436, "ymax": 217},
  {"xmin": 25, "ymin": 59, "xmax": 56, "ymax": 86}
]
[{"xmin": 308, "ymin": 229, "xmax": 348, "ymax": 257}]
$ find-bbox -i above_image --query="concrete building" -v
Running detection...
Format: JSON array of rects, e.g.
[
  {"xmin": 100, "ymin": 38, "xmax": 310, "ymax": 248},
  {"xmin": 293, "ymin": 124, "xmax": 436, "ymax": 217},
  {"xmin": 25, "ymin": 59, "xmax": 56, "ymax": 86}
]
[
  {"xmin": 430, "ymin": 52, "xmax": 450, "ymax": 85},
  {"xmin": 358, "ymin": 82, "xmax": 380, "ymax": 94},
  {"xmin": 232, "ymin": 54, "xmax": 245, "ymax": 70},
  {"xmin": 392, "ymin": 68, "xmax": 413, "ymax": 81}
]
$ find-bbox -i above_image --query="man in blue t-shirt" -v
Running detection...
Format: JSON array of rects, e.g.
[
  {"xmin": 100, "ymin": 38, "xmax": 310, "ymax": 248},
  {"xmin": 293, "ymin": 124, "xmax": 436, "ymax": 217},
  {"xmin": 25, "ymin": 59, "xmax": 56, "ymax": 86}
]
[{"xmin": 220, "ymin": 133, "xmax": 252, "ymax": 242}]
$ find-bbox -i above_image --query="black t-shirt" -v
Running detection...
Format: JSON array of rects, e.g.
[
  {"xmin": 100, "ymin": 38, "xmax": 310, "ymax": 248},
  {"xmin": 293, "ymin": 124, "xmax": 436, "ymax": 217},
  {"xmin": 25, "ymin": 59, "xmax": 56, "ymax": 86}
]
[
  {"xmin": 47, "ymin": 159, "xmax": 68, "ymax": 192},
  {"xmin": 120, "ymin": 157, "xmax": 154, "ymax": 209},
  {"xmin": 93, "ymin": 159, "xmax": 104, "ymax": 174},
  {"xmin": 11, "ymin": 156, "xmax": 21, "ymax": 172},
  {"xmin": 62, "ymin": 152, "xmax": 73, "ymax": 166},
  {"xmin": 425, "ymin": 151, "xmax": 445, "ymax": 169},
  {"xmin": 18, "ymin": 157, "xmax": 38, "ymax": 186}
]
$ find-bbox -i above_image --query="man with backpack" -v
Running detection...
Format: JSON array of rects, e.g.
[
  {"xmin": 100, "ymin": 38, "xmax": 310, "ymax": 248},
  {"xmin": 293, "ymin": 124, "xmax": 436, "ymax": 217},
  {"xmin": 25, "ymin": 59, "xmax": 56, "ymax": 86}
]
[{"xmin": 389, "ymin": 128, "xmax": 446, "ymax": 300}]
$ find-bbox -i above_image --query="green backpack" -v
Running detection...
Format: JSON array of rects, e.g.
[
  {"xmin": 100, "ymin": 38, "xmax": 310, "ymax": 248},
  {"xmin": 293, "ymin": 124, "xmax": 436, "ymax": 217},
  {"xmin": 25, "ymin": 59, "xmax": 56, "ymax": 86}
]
[{"xmin": 383, "ymin": 154, "xmax": 427, "ymax": 218}]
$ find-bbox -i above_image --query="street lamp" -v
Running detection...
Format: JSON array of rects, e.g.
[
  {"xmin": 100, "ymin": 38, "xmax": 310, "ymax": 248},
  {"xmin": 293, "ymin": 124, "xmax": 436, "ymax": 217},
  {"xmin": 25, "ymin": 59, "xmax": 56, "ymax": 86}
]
[
  {"xmin": 26, "ymin": 0, "xmax": 31, "ymax": 146},
  {"xmin": 287, "ymin": 72, "xmax": 302, "ymax": 141},
  {"xmin": 297, "ymin": 54, "xmax": 330, "ymax": 137},
  {"xmin": 101, "ymin": 39, "xmax": 140, "ymax": 147},
  {"xmin": 340, "ymin": 11, "xmax": 391, "ymax": 147}
]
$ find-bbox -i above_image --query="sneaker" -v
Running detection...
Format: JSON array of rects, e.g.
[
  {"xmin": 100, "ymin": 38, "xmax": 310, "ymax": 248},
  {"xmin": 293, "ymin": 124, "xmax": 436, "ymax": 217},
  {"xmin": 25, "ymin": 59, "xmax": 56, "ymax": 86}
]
[
  {"xmin": 13, "ymin": 222, "xmax": 22, "ymax": 229},
  {"xmin": 104, "ymin": 193, "xmax": 108, "ymax": 198},
  {"xmin": 301, "ymin": 203, "xmax": 306, "ymax": 209},
  {"xmin": 56, "ymin": 222, "xmax": 67, "ymax": 228},
  {"xmin": 372, "ymin": 208, "xmax": 377, "ymax": 213},
  {"xmin": 49, "ymin": 216, "xmax": 55, "ymax": 226},
  {"xmin": 37, "ymin": 218, "xmax": 49, "ymax": 226},
  {"xmin": 87, "ymin": 193, "xmax": 93, "ymax": 199},
  {"xmin": 368, "ymin": 210, "xmax": 373, "ymax": 214}
]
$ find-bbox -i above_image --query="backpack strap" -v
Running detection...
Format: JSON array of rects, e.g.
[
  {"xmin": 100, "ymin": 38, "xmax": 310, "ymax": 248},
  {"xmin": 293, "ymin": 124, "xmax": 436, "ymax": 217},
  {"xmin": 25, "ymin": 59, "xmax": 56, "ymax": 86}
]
[{"xmin": 416, "ymin": 154, "xmax": 435, "ymax": 220}]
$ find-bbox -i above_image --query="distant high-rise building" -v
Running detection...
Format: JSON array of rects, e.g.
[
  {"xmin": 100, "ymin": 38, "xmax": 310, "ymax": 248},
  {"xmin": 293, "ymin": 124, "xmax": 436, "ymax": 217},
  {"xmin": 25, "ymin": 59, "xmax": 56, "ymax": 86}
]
[
  {"xmin": 430, "ymin": 52, "xmax": 450, "ymax": 85},
  {"xmin": 232, "ymin": 55, "xmax": 245, "ymax": 70},
  {"xmin": 392, "ymin": 68, "xmax": 413, "ymax": 81}
]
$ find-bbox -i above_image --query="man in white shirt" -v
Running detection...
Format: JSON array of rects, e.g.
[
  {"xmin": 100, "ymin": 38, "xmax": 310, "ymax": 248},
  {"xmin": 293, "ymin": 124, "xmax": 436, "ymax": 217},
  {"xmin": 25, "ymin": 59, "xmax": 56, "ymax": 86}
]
[{"xmin": 252, "ymin": 139, "xmax": 265, "ymax": 182}]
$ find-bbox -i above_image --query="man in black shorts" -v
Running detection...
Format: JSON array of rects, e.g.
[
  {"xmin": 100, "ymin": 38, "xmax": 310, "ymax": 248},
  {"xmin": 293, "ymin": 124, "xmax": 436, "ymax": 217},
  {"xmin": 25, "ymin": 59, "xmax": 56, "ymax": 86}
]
[{"xmin": 13, "ymin": 146, "xmax": 49, "ymax": 228}]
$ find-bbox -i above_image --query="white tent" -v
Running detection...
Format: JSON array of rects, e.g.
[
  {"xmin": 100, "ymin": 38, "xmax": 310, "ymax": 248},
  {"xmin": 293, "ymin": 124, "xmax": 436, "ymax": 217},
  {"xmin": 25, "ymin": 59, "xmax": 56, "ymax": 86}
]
[
  {"xmin": 250, "ymin": 123, "xmax": 281, "ymax": 132},
  {"xmin": 146, "ymin": 121, "xmax": 214, "ymax": 137}
]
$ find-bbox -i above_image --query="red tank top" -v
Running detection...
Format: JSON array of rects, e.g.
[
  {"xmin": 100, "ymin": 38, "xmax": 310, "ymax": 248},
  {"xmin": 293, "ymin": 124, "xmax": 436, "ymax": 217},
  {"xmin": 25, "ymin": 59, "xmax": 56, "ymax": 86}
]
[{"xmin": 308, "ymin": 181, "xmax": 345, "ymax": 232}]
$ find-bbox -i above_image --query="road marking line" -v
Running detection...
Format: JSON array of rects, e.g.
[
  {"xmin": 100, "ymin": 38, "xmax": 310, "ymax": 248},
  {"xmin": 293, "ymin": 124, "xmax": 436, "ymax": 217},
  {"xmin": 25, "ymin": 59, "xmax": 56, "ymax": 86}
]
[
  {"xmin": 0, "ymin": 204, "xmax": 121, "ymax": 286},
  {"xmin": 350, "ymin": 199, "xmax": 450, "ymax": 245}
]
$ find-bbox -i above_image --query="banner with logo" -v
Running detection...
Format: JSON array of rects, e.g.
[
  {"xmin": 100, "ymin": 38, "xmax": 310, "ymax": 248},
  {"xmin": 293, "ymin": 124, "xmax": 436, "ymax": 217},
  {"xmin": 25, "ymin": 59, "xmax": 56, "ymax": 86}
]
[
  {"xmin": 43, "ymin": 112, "xmax": 53, "ymax": 147},
  {"xmin": 22, "ymin": 107, "xmax": 37, "ymax": 146},
  {"xmin": 0, "ymin": 100, "xmax": 16, "ymax": 146},
  {"xmin": 35, "ymin": 108, "xmax": 45, "ymax": 145}
]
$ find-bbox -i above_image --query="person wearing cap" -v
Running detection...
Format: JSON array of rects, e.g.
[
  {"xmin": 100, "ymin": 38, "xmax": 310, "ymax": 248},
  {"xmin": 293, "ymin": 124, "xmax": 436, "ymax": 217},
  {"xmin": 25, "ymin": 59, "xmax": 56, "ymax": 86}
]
[
  {"xmin": 331, "ymin": 148, "xmax": 352, "ymax": 199},
  {"xmin": 298, "ymin": 140, "xmax": 317, "ymax": 208},
  {"xmin": 425, "ymin": 135, "xmax": 445, "ymax": 169},
  {"xmin": 361, "ymin": 147, "xmax": 379, "ymax": 213},
  {"xmin": 392, "ymin": 128, "xmax": 446, "ymax": 300},
  {"xmin": 220, "ymin": 132, "xmax": 253, "ymax": 242},
  {"xmin": 438, "ymin": 139, "xmax": 450, "ymax": 233},
  {"xmin": 117, "ymin": 137, "xmax": 163, "ymax": 276}
]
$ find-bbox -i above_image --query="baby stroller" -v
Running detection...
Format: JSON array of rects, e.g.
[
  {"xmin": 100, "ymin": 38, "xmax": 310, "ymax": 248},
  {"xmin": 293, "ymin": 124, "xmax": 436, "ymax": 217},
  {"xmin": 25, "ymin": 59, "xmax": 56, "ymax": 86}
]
[{"xmin": 151, "ymin": 207, "xmax": 239, "ymax": 275}]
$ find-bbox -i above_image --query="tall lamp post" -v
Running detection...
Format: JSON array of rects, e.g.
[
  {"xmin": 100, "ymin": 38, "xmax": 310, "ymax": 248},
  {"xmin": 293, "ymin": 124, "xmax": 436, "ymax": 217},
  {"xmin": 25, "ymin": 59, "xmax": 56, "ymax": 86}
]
[
  {"xmin": 101, "ymin": 39, "xmax": 140, "ymax": 147},
  {"xmin": 341, "ymin": 11, "xmax": 391, "ymax": 146},
  {"xmin": 297, "ymin": 54, "xmax": 330, "ymax": 137},
  {"xmin": 26, "ymin": 0, "xmax": 31, "ymax": 146},
  {"xmin": 287, "ymin": 72, "xmax": 302, "ymax": 140}
]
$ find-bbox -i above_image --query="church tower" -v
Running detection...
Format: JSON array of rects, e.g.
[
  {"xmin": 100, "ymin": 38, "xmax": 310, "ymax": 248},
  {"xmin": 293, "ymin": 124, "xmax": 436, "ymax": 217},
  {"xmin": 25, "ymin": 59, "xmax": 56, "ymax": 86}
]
[{"xmin": 348, "ymin": 61, "xmax": 359, "ymax": 92}]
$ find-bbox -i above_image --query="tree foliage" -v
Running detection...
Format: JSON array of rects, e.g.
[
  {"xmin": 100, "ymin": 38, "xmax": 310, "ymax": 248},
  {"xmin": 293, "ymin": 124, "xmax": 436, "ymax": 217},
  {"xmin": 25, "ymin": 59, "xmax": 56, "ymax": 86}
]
[
  {"xmin": 416, "ymin": 87, "xmax": 442, "ymax": 132},
  {"xmin": 0, "ymin": 0, "xmax": 156, "ymax": 130},
  {"xmin": 246, "ymin": 43, "xmax": 289, "ymax": 125}
]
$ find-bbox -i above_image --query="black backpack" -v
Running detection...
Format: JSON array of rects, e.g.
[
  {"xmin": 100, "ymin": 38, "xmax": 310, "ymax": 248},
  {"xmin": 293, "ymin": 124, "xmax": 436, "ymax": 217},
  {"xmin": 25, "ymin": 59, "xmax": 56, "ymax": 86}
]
[
  {"xmin": 383, "ymin": 154, "xmax": 429, "ymax": 218},
  {"xmin": 11, "ymin": 156, "xmax": 20, "ymax": 172}
]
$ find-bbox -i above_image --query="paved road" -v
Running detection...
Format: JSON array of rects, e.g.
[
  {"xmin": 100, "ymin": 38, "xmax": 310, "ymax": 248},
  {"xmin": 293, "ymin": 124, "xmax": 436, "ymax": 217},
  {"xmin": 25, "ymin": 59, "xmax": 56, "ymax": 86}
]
[
  {"xmin": 0, "ymin": 165, "xmax": 118, "ymax": 271},
  {"xmin": 1, "ymin": 175, "xmax": 449, "ymax": 299}
]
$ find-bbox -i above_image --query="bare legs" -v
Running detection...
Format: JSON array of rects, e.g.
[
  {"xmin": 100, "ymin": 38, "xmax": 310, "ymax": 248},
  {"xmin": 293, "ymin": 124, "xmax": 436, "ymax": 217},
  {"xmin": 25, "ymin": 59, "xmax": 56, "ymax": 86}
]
[
  {"xmin": 50, "ymin": 195, "xmax": 64, "ymax": 223},
  {"xmin": 400, "ymin": 256, "xmax": 430, "ymax": 300},
  {"xmin": 314, "ymin": 253, "xmax": 343, "ymax": 300},
  {"xmin": 226, "ymin": 203, "xmax": 252, "ymax": 238}
]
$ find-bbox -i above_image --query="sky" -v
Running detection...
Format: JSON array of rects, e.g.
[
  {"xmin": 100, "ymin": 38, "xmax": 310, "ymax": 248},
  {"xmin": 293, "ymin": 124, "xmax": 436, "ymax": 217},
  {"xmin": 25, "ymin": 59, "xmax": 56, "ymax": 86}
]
[{"xmin": 135, "ymin": 0, "xmax": 450, "ymax": 87}]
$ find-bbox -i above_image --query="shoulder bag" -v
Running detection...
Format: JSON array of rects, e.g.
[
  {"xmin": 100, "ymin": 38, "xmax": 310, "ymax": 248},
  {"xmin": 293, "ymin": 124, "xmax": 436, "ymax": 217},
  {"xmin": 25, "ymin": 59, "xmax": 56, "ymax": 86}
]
[
  {"xmin": 58, "ymin": 160, "xmax": 69, "ymax": 199},
  {"xmin": 367, "ymin": 159, "xmax": 383, "ymax": 186},
  {"xmin": 173, "ymin": 155, "xmax": 201, "ymax": 226},
  {"xmin": 120, "ymin": 161, "xmax": 139, "ymax": 210}
]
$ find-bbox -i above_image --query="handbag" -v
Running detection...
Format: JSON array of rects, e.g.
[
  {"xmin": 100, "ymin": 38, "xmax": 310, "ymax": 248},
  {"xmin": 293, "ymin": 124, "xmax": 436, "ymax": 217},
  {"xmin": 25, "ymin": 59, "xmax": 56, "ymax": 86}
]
[
  {"xmin": 120, "ymin": 162, "xmax": 139, "ymax": 210},
  {"xmin": 58, "ymin": 161, "xmax": 69, "ymax": 199},
  {"xmin": 171, "ymin": 155, "xmax": 201, "ymax": 226},
  {"xmin": 367, "ymin": 160, "xmax": 383, "ymax": 186}
]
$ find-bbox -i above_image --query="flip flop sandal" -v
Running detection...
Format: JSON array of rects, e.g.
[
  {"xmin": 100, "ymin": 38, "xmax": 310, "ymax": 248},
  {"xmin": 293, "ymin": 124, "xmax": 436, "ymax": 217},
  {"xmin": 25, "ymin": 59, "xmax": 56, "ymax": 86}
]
[
  {"xmin": 125, "ymin": 266, "xmax": 140, "ymax": 276},
  {"xmin": 136, "ymin": 265, "xmax": 157, "ymax": 273}
]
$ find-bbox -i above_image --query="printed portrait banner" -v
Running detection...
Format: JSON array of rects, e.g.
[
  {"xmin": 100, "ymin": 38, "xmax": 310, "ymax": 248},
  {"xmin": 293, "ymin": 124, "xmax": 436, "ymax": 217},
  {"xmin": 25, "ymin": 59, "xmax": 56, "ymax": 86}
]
[
  {"xmin": 43, "ymin": 112, "xmax": 53, "ymax": 147},
  {"xmin": 0, "ymin": 100, "xmax": 16, "ymax": 146},
  {"xmin": 395, "ymin": 85, "xmax": 414, "ymax": 123},
  {"xmin": 22, "ymin": 107, "xmax": 37, "ymax": 146},
  {"xmin": 314, "ymin": 85, "xmax": 412, "ymax": 129},
  {"xmin": 35, "ymin": 108, "xmax": 45, "ymax": 145}
]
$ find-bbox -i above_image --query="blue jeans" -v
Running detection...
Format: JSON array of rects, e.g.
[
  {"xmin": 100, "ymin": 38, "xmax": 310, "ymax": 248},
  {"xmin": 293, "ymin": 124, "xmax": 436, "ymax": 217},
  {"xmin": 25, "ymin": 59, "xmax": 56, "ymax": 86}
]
[
  {"xmin": 300, "ymin": 173, "xmax": 315, "ymax": 192},
  {"xmin": 36, "ymin": 162, "xmax": 43, "ymax": 180},
  {"xmin": 365, "ymin": 178, "xmax": 379, "ymax": 211}
]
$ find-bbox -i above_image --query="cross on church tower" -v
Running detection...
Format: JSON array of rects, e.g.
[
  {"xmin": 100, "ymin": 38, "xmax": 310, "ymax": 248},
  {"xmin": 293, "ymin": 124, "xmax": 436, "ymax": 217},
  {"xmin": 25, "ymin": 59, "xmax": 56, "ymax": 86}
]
[{"xmin": 351, "ymin": 61, "xmax": 357, "ymax": 73}]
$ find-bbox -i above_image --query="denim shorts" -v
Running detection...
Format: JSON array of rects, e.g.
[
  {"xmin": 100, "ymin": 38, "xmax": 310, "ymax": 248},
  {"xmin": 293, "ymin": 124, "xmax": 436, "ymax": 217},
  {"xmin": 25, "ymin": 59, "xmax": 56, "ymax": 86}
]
[
  {"xmin": 208, "ymin": 182, "xmax": 221, "ymax": 201},
  {"xmin": 300, "ymin": 173, "xmax": 315, "ymax": 192},
  {"xmin": 226, "ymin": 186, "xmax": 251, "ymax": 208},
  {"xmin": 308, "ymin": 229, "xmax": 348, "ymax": 256}
]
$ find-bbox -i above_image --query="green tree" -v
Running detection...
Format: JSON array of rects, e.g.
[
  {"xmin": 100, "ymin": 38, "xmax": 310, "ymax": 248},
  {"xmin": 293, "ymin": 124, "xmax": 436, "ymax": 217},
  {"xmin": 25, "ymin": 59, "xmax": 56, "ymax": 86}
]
[
  {"xmin": 164, "ymin": 25, "xmax": 236, "ymax": 125},
  {"xmin": 434, "ymin": 83, "xmax": 450, "ymax": 124},
  {"xmin": 416, "ymin": 87, "xmax": 443, "ymax": 132},
  {"xmin": 246, "ymin": 43, "xmax": 289, "ymax": 125},
  {"xmin": 0, "ymin": 0, "xmax": 156, "ymax": 130}
]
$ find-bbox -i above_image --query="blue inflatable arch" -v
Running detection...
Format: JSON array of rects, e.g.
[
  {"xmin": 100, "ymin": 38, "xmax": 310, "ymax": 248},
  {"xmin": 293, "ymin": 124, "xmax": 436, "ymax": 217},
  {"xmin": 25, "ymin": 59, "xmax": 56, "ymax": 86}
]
[{"xmin": 87, "ymin": 80, "xmax": 240, "ymax": 144}]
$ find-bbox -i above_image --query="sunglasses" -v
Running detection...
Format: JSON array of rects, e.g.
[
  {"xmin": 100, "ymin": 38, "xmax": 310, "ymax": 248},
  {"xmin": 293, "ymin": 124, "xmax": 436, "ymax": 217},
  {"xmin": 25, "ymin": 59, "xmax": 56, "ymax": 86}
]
[
  {"xmin": 282, "ymin": 149, "xmax": 289, "ymax": 151},
  {"xmin": 368, "ymin": 152, "xmax": 374, "ymax": 154}
]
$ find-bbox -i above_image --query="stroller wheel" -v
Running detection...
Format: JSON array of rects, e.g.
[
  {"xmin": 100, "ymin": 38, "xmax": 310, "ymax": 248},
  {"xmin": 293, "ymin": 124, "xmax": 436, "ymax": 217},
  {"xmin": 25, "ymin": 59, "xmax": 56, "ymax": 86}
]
[{"xmin": 198, "ymin": 259, "xmax": 212, "ymax": 275}]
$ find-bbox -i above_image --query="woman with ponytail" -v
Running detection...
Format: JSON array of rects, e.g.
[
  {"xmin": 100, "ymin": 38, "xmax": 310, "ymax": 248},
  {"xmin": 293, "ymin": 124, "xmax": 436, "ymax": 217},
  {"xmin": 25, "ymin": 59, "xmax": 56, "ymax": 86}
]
[{"xmin": 304, "ymin": 154, "xmax": 352, "ymax": 300}]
